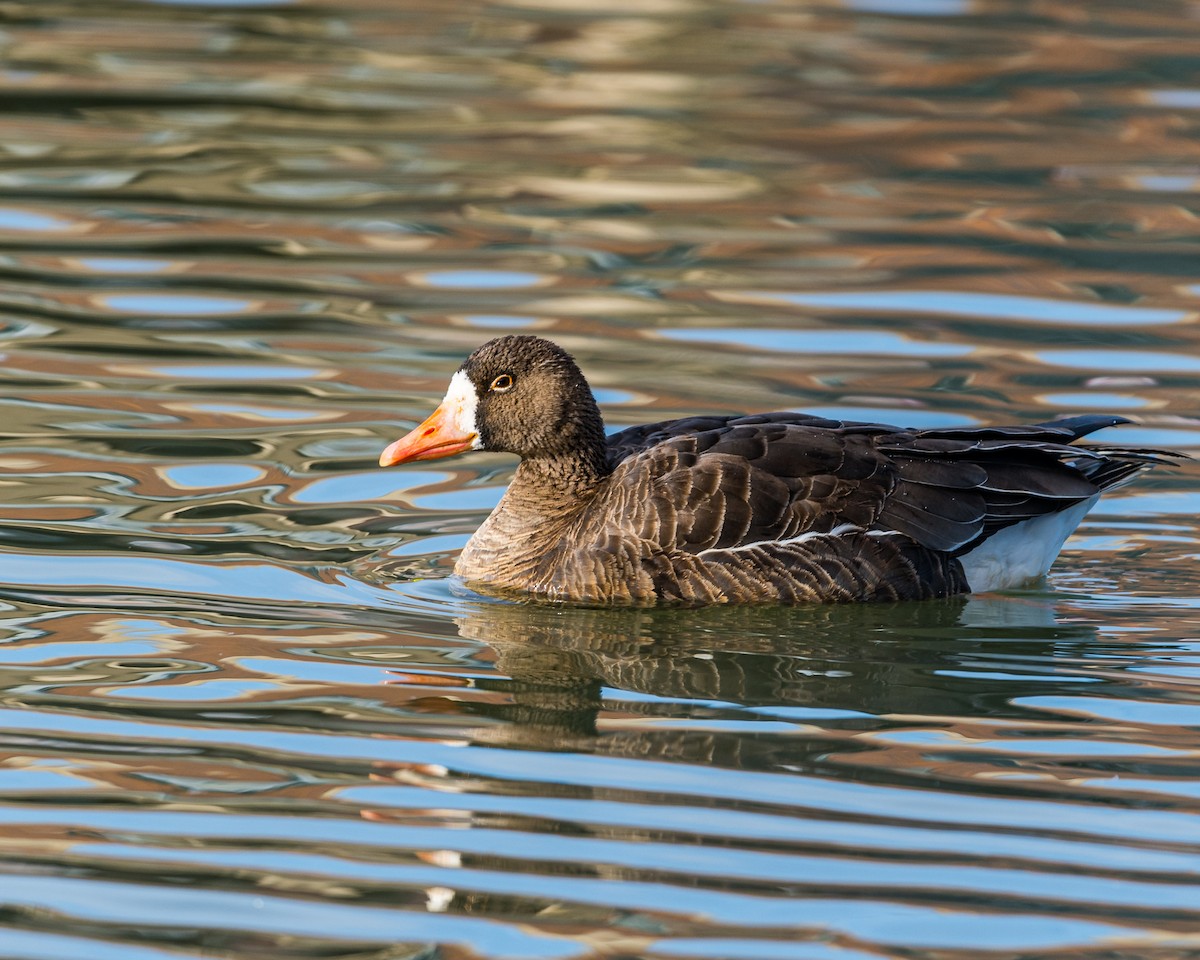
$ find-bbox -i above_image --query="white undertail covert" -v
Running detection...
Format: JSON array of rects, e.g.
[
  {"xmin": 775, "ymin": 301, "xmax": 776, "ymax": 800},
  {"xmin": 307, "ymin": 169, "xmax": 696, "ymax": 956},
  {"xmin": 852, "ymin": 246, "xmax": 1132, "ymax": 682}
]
[{"xmin": 958, "ymin": 496, "xmax": 1098, "ymax": 592}]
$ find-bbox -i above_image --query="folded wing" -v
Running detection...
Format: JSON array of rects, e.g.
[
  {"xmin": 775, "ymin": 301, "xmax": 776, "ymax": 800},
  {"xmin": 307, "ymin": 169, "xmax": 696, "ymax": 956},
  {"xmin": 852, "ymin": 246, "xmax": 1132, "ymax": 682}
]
[{"xmin": 601, "ymin": 413, "xmax": 1179, "ymax": 561}]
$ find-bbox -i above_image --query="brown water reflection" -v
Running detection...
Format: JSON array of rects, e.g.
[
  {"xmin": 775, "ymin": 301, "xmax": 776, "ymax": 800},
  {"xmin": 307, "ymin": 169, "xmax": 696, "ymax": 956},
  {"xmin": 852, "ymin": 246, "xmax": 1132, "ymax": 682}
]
[{"xmin": 2, "ymin": 0, "xmax": 1200, "ymax": 957}]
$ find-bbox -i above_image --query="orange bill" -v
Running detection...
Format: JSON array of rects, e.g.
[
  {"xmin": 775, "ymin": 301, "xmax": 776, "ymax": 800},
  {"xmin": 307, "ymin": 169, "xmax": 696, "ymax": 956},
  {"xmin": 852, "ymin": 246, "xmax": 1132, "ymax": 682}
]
[{"xmin": 379, "ymin": 403, "xmax": 477, "ymax": 466}]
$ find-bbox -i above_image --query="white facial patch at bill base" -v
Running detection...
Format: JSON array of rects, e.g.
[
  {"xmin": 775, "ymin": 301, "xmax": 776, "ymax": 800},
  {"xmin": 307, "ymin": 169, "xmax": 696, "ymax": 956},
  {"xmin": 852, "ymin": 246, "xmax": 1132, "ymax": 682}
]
[{"xmin": 444, "ymin": 370, "xmax": 484, "ymax": 449}]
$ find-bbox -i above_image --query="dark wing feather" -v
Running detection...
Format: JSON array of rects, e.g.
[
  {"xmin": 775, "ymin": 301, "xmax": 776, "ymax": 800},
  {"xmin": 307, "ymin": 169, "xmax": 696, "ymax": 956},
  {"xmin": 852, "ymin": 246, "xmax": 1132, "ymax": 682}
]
[
  {"xmin": 600, "ymin": 413, "xmax": 1186, "ymax": 563},
  {"xmin": 601, "ymin": 416, "xmax": 893, "ymax": 557},
  {"xmin": 605, "ymin": 412, "xmax": 850, "ymax": 465},
  {"xmin": 914, "ymin": 415, "xmax": 1131, "ymax": 443}
]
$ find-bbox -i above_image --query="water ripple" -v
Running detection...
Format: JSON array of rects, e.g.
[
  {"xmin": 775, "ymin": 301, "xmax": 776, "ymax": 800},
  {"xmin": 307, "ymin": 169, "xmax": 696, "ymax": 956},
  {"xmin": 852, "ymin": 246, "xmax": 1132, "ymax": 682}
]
[{"xmin": 2, "ymin": 0, "xmax": 1200, "ymax": 958}]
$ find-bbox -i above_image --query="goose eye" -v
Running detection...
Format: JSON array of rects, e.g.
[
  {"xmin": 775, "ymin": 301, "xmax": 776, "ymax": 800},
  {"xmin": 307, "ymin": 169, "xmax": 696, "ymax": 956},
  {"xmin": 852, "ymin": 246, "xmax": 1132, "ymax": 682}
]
[{"xmin": 490, "ymin": 374, "xmax": 514, "ymax": 392}]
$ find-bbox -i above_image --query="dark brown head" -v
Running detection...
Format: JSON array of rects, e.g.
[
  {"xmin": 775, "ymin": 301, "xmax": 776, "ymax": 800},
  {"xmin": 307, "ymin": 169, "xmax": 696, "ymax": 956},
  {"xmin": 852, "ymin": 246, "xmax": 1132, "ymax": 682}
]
[{"xmin": 379, "ymin": 336, "xmax": 609, "ymax": 475}]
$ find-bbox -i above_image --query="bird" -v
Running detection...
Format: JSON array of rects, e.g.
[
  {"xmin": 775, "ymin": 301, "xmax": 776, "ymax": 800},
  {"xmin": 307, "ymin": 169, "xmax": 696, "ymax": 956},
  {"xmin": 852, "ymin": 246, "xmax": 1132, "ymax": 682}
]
[{"xmin": 378, "ymin": 335, "xmax": 1180, "ymax": 606}]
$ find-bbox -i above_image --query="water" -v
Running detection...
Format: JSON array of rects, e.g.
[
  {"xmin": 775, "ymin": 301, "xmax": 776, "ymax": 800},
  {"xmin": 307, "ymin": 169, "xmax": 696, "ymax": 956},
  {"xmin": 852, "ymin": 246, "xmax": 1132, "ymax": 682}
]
[{"xmin": 1, "ymin": 0, "xmax": 1199, "ymax": 957}]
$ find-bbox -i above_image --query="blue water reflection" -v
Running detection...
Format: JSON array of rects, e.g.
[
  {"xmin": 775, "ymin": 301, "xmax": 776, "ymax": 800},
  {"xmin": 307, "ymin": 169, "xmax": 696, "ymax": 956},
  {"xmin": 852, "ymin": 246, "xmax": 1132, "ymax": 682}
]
[
  {"xmin": 1039, "ymin": 392, "xmax": 1148, "ymax": 409},
  {"xmin": 731, "ymin": 290, "xmax": 1189, "ymax": 326},
  {"xmin": 0, "ymin": 555, "xmax": 392, "ymax": 609},
  {"xmin": 292, "ymin": 470, "xmax": 449, "ymax": 504},
  {"xmin": 100, "ymin": 294, "xmax": 253, "ymax": 315},
  {"xmin": 161, "ymin": 464, "xmax": 266, "ymax": 489},
  {"xmin": 76, "ymin": 258, "xmax": 176, "ymax": 273},
  {"xmin": 0, "ymin": 639, "xmax": 166, "ymax": 664},
  {"xmin": 799, "ymin": 406, "xmax": 976, "ymax": 426},
  {"xmin": 109, "ymin": 679, "xmax": 278, "ymax": 701},
  {"xmin": 420, "ymin": 270, "xmax": 546, "ymax": 289},
  {"xmin": 1036, "ymin": 350, "xmax": 1200, "ymax": 372},
  {"xmin": 0, "ymin": 207, "xmax": 74, "ymax": 231},
  {"xmin": 664, "ymin": 328, "xmax": 972, "ymax": 356}
]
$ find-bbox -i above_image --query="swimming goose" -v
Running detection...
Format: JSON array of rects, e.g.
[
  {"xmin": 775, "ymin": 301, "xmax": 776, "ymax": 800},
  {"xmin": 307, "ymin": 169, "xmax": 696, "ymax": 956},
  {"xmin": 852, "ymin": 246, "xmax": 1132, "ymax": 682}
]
[{"xmin": 379, "ymin": 335, "xmax": 1179, "ymax": 605}]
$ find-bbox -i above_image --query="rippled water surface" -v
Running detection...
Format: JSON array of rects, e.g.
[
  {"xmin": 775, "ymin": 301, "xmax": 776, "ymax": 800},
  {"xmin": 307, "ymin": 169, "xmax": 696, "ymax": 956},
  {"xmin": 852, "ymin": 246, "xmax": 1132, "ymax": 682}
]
[{"xmin": 2, "ymin": 1, "xmax": 1200, "ymax": 957}]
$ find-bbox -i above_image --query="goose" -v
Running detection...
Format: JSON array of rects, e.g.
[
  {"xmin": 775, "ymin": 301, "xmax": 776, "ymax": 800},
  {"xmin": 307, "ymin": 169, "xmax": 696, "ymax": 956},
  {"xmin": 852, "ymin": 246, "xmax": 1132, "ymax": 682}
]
[{"xmin": 378, "ymin": 335, "xmax": 1179, "ymax": 605}]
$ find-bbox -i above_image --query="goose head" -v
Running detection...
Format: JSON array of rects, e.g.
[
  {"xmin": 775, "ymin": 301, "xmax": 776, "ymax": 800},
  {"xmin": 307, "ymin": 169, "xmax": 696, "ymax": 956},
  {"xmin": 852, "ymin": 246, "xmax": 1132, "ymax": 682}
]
[{"xmin": 379, "ymin": 335, "xmax": 608, "ymax": 473}]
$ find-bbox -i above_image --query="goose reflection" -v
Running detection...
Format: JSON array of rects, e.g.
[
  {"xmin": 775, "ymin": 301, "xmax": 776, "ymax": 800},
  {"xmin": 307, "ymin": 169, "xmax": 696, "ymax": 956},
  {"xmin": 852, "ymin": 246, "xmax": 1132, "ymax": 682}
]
[{"xmin": 441, "ymin": 593, "xmax": 1102, "ymax": 748}]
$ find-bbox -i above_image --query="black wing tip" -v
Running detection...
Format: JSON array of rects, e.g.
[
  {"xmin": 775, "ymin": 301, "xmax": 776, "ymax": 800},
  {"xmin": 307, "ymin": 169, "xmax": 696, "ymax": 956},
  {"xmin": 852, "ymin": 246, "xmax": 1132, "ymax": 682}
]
[
  {"xmin": 1040, "ymin": 415, "xmax": 1193, "ymax": 463},
  {"xmin": 1033, "ymin": 414, "xmax": 1132, "ymax": 438}
]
